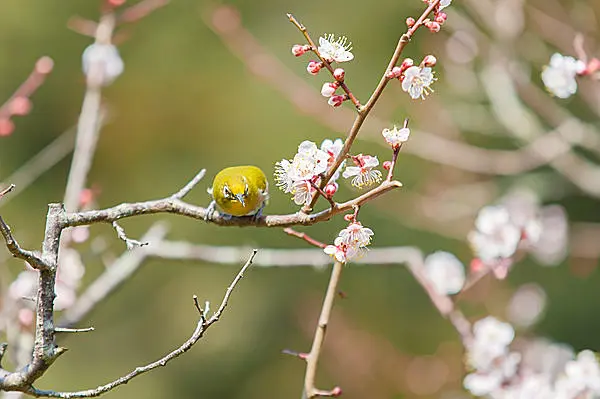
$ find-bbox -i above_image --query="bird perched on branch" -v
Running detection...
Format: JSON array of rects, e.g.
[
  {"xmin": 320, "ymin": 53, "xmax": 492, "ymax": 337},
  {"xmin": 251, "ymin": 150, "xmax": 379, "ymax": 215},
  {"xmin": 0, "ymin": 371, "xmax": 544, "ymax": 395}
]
[{"xmin": 205, "ymin": 165, "xmax": 269, "ymax": 220}]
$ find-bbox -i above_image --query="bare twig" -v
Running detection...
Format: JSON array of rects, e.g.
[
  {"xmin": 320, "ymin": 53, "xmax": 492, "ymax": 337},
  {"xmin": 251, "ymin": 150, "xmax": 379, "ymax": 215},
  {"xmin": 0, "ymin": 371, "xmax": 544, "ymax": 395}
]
[
  {"xmin": 0, "ymin": 185, "xmax": 15, "ymax": 199},
  {"xmin": 170, "ymin": 169, "xmax": 206, "ymax": 200},
  {"xmin": 0, "ymin": 216, "xmax": 46, "ymax": 270},
  {"xmin": 28, "ymin": 251, "xmax": 256, "ymax": 398},
  {"xmin": 112, "ymin": 221, "xmax": 148, "ymax": 249},
  {"xmin": 54, "ymin": 327, "xmax": 94, "ymax": 334},
  {"xmin": 118, "ymin": 0, "xmax": 169, "ymax": 24},
  {"xmin": 284, "ymin": 228, "xmax": 327, "ymax": 249},
  {"xmin": 302, "ymin": 261, "xmax": 344, "ymax": 398}
]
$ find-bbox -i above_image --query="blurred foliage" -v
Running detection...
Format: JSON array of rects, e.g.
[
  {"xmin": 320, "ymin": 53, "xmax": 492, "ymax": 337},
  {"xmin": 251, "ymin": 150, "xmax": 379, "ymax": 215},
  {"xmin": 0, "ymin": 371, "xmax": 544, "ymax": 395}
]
[{"xmin": 1, "ymin": 0, "xmax": 600, "ymax": 398}]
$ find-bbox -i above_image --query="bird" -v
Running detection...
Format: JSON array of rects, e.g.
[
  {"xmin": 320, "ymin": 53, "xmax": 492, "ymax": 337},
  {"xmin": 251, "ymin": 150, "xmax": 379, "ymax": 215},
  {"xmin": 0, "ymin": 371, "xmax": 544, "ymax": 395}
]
[{"xmin": 205, "ymin": 165, "xmax": 269, "ymax": 220}]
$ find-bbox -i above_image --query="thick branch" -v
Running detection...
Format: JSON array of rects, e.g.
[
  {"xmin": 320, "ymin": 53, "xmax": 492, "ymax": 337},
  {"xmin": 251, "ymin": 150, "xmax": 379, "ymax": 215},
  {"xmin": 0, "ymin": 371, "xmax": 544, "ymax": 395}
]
[{"xmin": 65, "ymin": 180, "xmax": 402, "ymax": 228}]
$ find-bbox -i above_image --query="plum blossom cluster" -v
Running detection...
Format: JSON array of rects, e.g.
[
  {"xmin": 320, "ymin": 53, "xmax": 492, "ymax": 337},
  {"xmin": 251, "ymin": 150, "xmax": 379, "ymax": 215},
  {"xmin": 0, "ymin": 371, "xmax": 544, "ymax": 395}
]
[
  {"xmin": 468, "ymin": 204, "xmax": 540, "ymax": 279},
  {"xmin": 342, "ymin": 154, "xmax": 382, "ymax": 188},
  {"xmin": 542, "ymin": 53, "xmax": 600, "ymax": 99},
  {"xmin": 423, "ymin": 251, "xmax": 465, "ymax": 295},
  {"xmin": 464, "ymin": 316, "xmax": 600, "ymax": 398},
  {"xmin": 274, "ymin": 139, "xmax": 345, "ymax": 205},
  {"xmin": 387, "ymin": 56, "xmax": 437, "ymax": 100},
  {"xmin": 408, "ymin": 0, "xmax": 451, "ymax": 33},
  {"xmin": 324, "ymin": 222, "xmax": 374, "ymax": 263},
  {"xmin": 292, "ymin": 33, "xmax": 354, "ymax": 107}
]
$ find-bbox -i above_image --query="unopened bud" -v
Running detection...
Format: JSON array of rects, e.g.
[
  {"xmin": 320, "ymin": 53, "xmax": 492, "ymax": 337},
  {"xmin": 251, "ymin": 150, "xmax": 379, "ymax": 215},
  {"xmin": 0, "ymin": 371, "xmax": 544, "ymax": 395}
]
[
  {"xmin": 321, "ymin": 82, "xmax": 338, "ymax": 97},
  {"xmin": 35, "ymin": 56, "xmax": 54, "ymax": 75},
  {"xmin": 422, "ymin": 55, "xmax": 437, "ymax": 67},
  {"xmin": 331, "ymin": 387, "xmax": 342, "ymax": 397},
  {"xmin": 400, "ymin": 58, "xmax": 414, "ymax": 71},
  {"xmin": 428, "ymin": 21, "xmax": 441, "ymax": 32},
  {"xmin": 383, "ymin": 161, "xmax": 392, "ymax": 170},
  {"xmin": 328, "ymin": 95, "xmax": 345, "ymax": 107},
  {"xmin": 292, "ymin": 44, "xmax": 309, "ymax": 57},
  {"xmin": 0, "ymin": 118, "xmax": 14, "ymax": 137},
  {"xmin": 470, "ymin": 258, "xmax": 484, "ymax": 273},
  {"xmin": 344, "ymin": 214, "xmax": 354, "ymax": 222},
  {"xmin": 107, "ymin": 0, "xmax": 126, "ymax": 6},
  {"xmin": 306, "ymin": 60, "xmax": 323, "ymax": 75},
  {"xmin": 406, "ymin": 17, "xmax": 416, "ymax": 27},
  {"xmin": 386, "ymin": 66, "xmax": 403, "ymax": 79},
  {"xmin": 10, "ymin": 97, "xmax": 32, "ymax": 116},
  {"xmin": 324, "ymin": 183, "xmax": 338, "ymax": 197},
  {"xmin": 583, "ymin": 58, "xmax": 600, "ymax": 75},
  {"xmin": 333, "ymin": 68, "xmax": 345, "ymax": 81},
  {"xmin": 79, "ymin": 188, "xmax": 95, "ymax": 207},
  {"xmin": 435, "ymin": 12, "xmax": 447, "ymax": 23}
]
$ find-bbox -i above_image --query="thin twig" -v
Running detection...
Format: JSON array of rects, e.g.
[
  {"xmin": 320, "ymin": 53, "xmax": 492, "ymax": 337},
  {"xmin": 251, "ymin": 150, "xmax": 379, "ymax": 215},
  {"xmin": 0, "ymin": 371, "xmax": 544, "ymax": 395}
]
[
  {"xmin": 0, "ymin": 185, "xmax": 15, "ymax": 199},
  {"xmin": 0, "ymin": 216, "xmax": 47, "ymax": 270},
  {"xmin": 29, "ymin": 250, "xmax": 256, "ymax": 398},
  {"xmin": 112, "ymin": 221, "xmax": 148, "ymax": 249},
  {"xmin": 54, "ymin": 327, "xmax": 94, "ymax": 334},
  {"xmin": 170, "ymin": 169, "xmax": 206, "ymax": 200},
  {"xmin": 302, "ymin": 261, "xmax": 344, "ymax": 398},
  {"xmin": 287, "ymin": 14, "xmax": 361, "ymax": 110},
  {"xmin": 303, "ymin": 0, "xmax": 441, "ymax": 212},
  {"xmin": 283, "ymin": 228, "xmax": 327, "ymax": 249}
]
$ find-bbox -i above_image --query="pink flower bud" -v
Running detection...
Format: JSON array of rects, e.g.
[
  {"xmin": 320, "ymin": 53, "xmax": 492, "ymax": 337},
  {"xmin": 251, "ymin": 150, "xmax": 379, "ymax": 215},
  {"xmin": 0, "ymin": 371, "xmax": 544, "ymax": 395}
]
[
  {"xmin": 400, "ymin": 58, "xmax": 414, "ymax": 71},
  {"xmin": 344, "ymin": 214, "xmax": 354, "ymax": 222},
  {"xmin": 333, "ymin": 68, "xmax": 345, "ymax": 81},
  {"xmin": 422, "ymin": 54, "xmax": 437, "ymax": 67},
  {"xmin": 306, "ymin": 60, "xmax": 322, "ymax": 75},
  {"xmin": 331, "ymin": 387, "xmax": 342, "ymax": 397},
  {"xmin": 79, "ymin": 188, "xmax": 95, "ymax": 207},
  {"xmin": 292, "ymin": 44, "xmax": 308, "ymax": 57},
  {"xmin": 324, "ymin": 183, "xmax": 338, "ymax": 197},
  {"xmin": 582, "ymin": 58, "xmax": 600, "ymax": 75},
  {"xmin": 383, "ymin": 161, "xmax": 392, "ymax": 170},
  {"xmin": 428, "ymin": 21, "xmax": 441, "ymax": 32},
  {"xmin": 10, "ymin": 97, "xmax": 32, "ymax": 116},
  {"xmin": 321, "ymin": 82, "xmax": 338, "ymax": 97},
  {"xmin": 435, "ymin": 12, "xmax": 447, "ymax": 23},
  {"xmin": 386, "ymin": 66, "xmax": 403, "ymax": 79},
  {"xmin": 0, "ymin": 118, "xmax": 14, "ymax": 137},
  {"xmin": 107, "ymin": 0, "xmax": 126, "ymax": 7},
  {"xmin": 406, "ymin": 17, "xmax": 416, "ymax": 27},
  {"xmin": 328, "ymin": 95, "xmax": 345, "ymax": 107},
  {"xmin": 470, "ymin": 258, "xmax": 483, "ymax": 273}
]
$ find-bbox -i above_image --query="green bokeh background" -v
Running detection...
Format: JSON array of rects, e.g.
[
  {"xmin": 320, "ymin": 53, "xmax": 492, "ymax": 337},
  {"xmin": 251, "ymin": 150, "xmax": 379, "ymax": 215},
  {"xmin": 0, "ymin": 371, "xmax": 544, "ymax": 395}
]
[{"xmin": 1, "ymin": 0, "xmax": 599, "ymax": 398}]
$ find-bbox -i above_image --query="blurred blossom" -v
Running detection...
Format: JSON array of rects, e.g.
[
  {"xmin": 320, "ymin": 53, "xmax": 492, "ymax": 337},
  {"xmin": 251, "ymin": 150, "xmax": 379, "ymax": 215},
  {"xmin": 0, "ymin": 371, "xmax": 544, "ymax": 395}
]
[
  {"xmin": 555, "ymin": 350, "xmax": 600, "ymax": 398},
  {"xmin": 541, "ymin": 53, "xmax": 585, "ymax": 99},
  {"xmin": 318, "ymin": 34, "xmax": 354, "ymax": 63},
  {"xmin": 507, "ymin": 283, "xmax": 547, "ymax": 328},
  {"xmin": 439, "ymin": 0, "xmax": 452, "ymax": 10},
  {"xmin": 402, "ymin": 66, "xmax": 436, "ymax": 100},
  {"xmin": 468, "ymin": 206, "xmax": 521, "ymax": 264},
  {"xmin": 82, "ymin": 43, "xmax": 124, "ymax": 86},
  {"xmin": 423, "ymin": 251, "xmax": 465, "ymax": 295},
  {"xmin": 532, "ymin": 205, "xmax": 568, "ymax": 266},
  {"xmin": 71, "ymin": 225, "xmax": 90, "ymax": 243},
  {"xmin": 519, "ymin": 339, "xmax": 574, "ymax": 379},
  {"xmin": 343, "ymin": 155, "xmax": 382, "ymax": 188},
  {"xmin": 468, "ymin": 317, "xmax": 515, "ymax": 371},
  {"xmin": 382, "ymin": 125, "xmax": 410, "ymax": 149}
]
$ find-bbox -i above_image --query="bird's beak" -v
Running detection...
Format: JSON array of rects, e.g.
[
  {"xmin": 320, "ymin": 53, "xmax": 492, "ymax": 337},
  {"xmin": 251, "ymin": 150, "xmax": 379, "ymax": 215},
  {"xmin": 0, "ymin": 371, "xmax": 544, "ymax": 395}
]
[{"xmin": 236, "ymin": 194, "xmax": 246, "ymax": 207}]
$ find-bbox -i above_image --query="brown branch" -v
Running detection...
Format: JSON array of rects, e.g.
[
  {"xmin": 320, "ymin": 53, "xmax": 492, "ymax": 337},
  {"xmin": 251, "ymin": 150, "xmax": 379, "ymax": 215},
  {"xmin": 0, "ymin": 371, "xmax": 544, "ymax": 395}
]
[
  {"xmin": 284, "ymin": 228, "xmax": 327, "ymax": 249},
  {"xmin": 287, "ymin": 14, "xmax": 361, "ymax": 110},
  {"xmin": 302, "ymin": 261, "xmax": 344, "ymax": 399},
  {"xmin": 64, "ymin": 178, "xmax": 402, "ymax": 228},
  {"xmin": 27, "ymin": 250, "xmax": 256, "ymax": 398}
]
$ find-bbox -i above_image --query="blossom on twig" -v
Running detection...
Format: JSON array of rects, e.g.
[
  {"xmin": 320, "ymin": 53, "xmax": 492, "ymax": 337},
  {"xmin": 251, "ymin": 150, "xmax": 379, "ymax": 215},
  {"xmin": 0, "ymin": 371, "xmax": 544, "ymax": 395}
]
[
  {"xmin": 382, "ymin": 125, "xmax": 410, "ymax": 149},
  {"xmin": 343, "ymin": 154, "xmax": 382, "ymax": 188},
  {"xmin": 318, "ymin": 34, "xmax": 354, "ymax": 63},
  {"xmin": 401, "ymin": 65, "xmax": 436, "ymax": 100},
  {"xmin": 324, "ymin": 222, "xmax": 373, "ymax": 263},
  {"xmin": 541, "ymin": 53, "xmax": 585, "ymax": 99},
  {"xmin": 423, "ymin": 251, "xmax": 465, "ymax": 295}
]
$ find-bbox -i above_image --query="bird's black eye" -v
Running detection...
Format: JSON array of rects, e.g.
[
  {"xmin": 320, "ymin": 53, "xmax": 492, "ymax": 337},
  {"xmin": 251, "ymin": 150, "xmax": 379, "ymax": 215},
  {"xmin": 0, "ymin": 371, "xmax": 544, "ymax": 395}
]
[{"xmin": 223, "ymin": 185, "xmax": 233, "ymax": 199}]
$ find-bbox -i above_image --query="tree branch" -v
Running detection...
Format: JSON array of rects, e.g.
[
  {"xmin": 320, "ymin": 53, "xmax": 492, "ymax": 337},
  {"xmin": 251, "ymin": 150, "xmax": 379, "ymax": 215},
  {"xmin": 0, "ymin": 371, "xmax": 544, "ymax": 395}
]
[{"xmin": 0, "ymin": 216, "xmax": 47, "ymax": 270}]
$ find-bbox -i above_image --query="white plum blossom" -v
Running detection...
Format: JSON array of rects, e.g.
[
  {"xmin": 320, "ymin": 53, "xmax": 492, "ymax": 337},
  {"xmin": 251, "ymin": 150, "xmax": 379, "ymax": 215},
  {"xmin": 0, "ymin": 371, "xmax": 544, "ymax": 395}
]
[
  {"xmin": 423, "ymin": 251, "xmax": 465, "ymax": 295},
  {"xmin": 82, "ymin": 43, "xmax": 124, "ymax": 86},
  {"xmin": 321, "ymin": 138, "xmax": 345, "ymax": 183},
  {"xmin": 541, "ymin": 53, "xmax": 585, "ymax": 99},
  {"xmin": 468, "ymin": 205, "xmax": 521, "ymax": 264},
  {"xmin": 275, "ymin": 141, "xmax": 329, "ymax": 204},
  {"xmin": 342, "ymin": 155, "xmax": 382, "ymax": 188},
  {"xmin": 318, "ymin": 34, "xmax": 354, "ymax": 63},
  {"xmin": 382, "ymin": 125, "xmax": 410, "ymax": 148},
  {"xmin": 464, "ymin": 352, "xmax": 521, "ymax": 396},
  {"xmin": 402, "ymin": 66, "xmax": 436, "ymax": 100},
  {"xmin": 554, "ymin": 350, "xmax": 600, "ymax": 398},
  {"xmin": 468, "ymin": 316, "xmax": 515, "ymax": 372},
  {"xmin": 324, "ymin": 222, "xmax": 373, "ymax": 263}
]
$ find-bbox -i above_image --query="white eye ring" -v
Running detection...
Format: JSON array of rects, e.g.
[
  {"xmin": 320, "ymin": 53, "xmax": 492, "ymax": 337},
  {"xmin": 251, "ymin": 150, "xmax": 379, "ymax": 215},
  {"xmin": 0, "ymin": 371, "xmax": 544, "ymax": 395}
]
[{"xmin": 223, "ymin": 185, "xmax": 233, "ymax": 198}]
